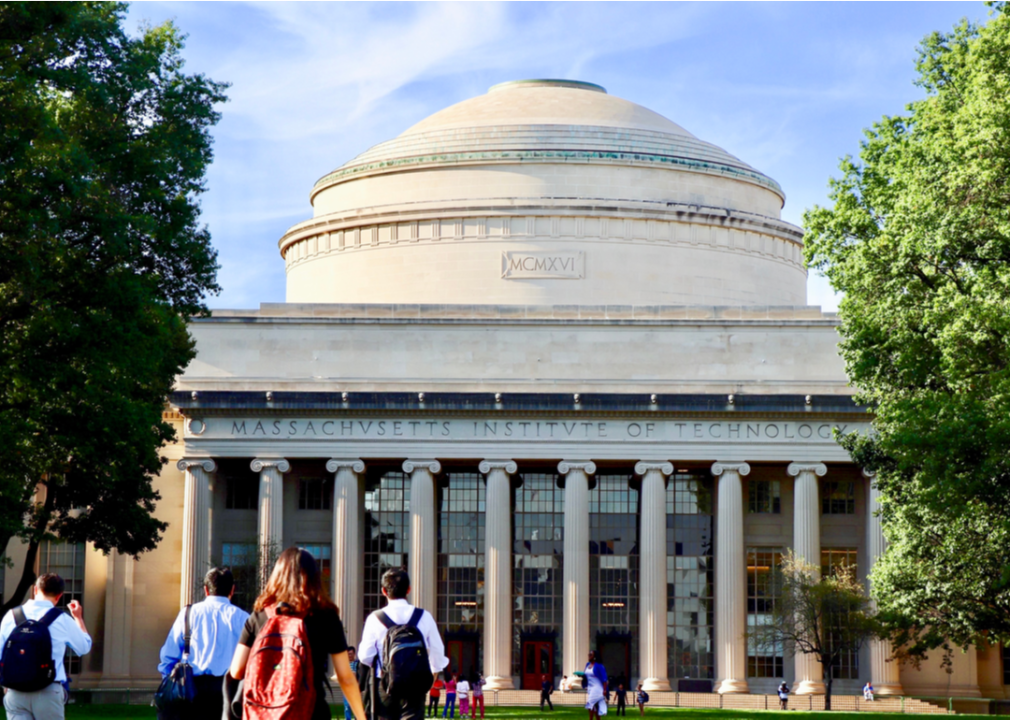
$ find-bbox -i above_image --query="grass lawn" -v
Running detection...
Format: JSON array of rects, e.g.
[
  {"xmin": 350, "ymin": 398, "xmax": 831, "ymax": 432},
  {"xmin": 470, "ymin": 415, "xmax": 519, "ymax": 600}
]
[{"xmin": 64, "ymin": 706, "xmax": 994, "ymax": 720}]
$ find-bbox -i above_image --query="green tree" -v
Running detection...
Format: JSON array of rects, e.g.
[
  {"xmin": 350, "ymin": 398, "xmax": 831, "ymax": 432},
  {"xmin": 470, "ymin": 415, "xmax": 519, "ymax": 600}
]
[
  {"xmin": 803, "ymin": 4, "xmax": 1010, "ymax": 653},
  {"xmin": 749, "ymin": 552, "xmax": 880, "ymax": 711},
  {"xmin": 0, "ymin": 2, "xmax": 226, "ymax": 614}
]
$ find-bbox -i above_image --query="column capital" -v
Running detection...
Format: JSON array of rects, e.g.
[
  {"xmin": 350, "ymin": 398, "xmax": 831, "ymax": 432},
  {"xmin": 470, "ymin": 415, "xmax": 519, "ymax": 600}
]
[
  {"xmin": 711, "ymin": 462, "xmax": 751, "ymax": 477},
  {"xmin": 178, "ymin": 458, "xmax": 216, "ymax": 473},
  {"xmin": 479, "ymin": 459, "xmax": 517, "ymax": 475},
  {"xmin": 634, "ymin": 461, "xmax": 673, "ymax": 477},
  {"xmin": 558, "ymin": 460, "xmax": 596, "ymax": 475},
  {"xmin": 403, "ymin": 459, "xmax": 441, "ymax": 474},
  {"xmin": 327, "ymin": 458, "xmax": 366, "ymax": 474},
  {"xmin": 251, "ymin": 458, "xmax": 290, "ymax": 474},
  {"xmin": 787, "ymin": 462, "xmax": 827, "ymax": 477}
]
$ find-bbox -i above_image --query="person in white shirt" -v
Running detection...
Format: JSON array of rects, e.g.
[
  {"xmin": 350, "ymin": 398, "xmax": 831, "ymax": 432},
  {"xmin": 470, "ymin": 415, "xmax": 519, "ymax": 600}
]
[
  {"xmin": 456, "ymin": 677, "xmax": 470, "ymax": 718},
  {"xmin": 0, "ymin": 573, "xmax": 92, "ymax": 720},
  {"xmin": 359, "ymin": 569, "xmax": 449, "ymax": 720}
]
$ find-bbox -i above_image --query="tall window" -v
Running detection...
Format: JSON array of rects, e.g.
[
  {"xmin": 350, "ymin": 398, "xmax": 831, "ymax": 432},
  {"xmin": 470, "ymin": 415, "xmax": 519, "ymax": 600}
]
[
  {"xmin": 821, "ymin": 548, "xmax": 859, "ymax": 679},
  {"xmin": 437, "ymin": 471, "xmax": 485, "ymax": 676},
  {"xmin": 299, "ymin": 544, "xmax": 332, "ymax": 591},
  {"xmin": 299, "ymin": 477, "xmax": 334, "ymax": 510},
  {"xmin": 38, "ymin": 540, "xmax": 85, "ymax": 675},
  {"xmin": 589, "ymin": 473, "xmax": 639, "ymax": 682},
  {"xmin": 363, "ymin": 470, "xmax": 410, "ymax": 618},
  {"xmin": 222, "ymin": 542, "xmax": 258, "ymax": 610},
  {"xmin": 666, "ymin": 474, "xmax": 715, "ymax": 681},
  {"xmin": 746, "ymin": 547, "xmax": 784, "ymax": 678},
  {"xmin": 513, "ymin": 472, "xmax": 564, "ymax": 678},
  {"xmin": 225, "ymin": 475, "xmax": 258, "ymax": 510},
  {"xmin": 822, "ymin": 481, "xmax": 856, "ymax": 515},
  {"xmin": 748, "ymin": 480, "xmax": 781, "ymax": 514}
]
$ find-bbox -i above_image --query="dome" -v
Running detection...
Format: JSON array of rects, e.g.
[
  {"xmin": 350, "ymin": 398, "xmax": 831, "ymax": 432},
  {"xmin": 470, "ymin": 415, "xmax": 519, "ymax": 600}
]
[{"xmin": 280, "ymin": 80, "xmax": 806, "ymax": 308}]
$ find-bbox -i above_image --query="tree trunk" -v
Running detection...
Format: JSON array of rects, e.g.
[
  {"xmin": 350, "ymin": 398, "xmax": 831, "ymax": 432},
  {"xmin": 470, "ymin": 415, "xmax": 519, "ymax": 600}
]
[
  {"xmin": 825, "ymin": 666, "xmax": 833, "ymax": 712},
  {"xmin": 0, "ymin": 483, "xmax": 56, "ymax": 616}
]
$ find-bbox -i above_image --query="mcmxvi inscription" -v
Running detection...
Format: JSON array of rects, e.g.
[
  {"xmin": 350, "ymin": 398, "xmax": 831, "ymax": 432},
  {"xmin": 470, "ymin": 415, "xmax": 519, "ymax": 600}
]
[{"xmin": 502, "ymin": 250, "xmax": 584, "ymax": 279}]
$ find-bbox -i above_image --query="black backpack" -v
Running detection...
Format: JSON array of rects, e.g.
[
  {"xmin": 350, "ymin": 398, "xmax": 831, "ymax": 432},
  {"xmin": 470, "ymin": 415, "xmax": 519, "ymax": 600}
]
[
  {"xmin": 0, "ymin": 606, "xmax": 63, "ymax": 691},
  {"xmin": 376, "ymin": 608, "xmax": 433, "ymax": 703}
]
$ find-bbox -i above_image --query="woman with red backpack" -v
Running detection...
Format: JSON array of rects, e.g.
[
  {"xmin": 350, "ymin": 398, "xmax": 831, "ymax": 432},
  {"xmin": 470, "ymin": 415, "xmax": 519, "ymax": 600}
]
[{"xmin": 228, "ymin": 547, "xmax": 367, "ymax": 720}]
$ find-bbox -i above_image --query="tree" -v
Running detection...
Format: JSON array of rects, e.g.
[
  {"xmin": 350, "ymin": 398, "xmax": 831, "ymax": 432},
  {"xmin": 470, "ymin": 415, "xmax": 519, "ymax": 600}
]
[
  {"xmin": 803, "ymin": 4, "xmax": 1010, "ymax": 653},
  {"xmin": 749, "ymin": 552, "xmax": 880, "ymax": 710},
  {"xmin": 0, "ymin": 2, "xmax": 226, "ymax": 614}
]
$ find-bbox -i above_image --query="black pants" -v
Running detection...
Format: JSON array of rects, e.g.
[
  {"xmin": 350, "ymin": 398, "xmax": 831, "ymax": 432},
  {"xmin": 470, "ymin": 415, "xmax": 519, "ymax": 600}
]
[
  {"xmin": 428, "ymin": 695, "xmax": 440, "ymax": 717},
  {"xmin": 381, "ymin": 694, "xmax": 427, "ymax": 720},
  {"xmin": 540, "ymin": 692, "xmax": 554, "ymax": 711},
  {"xmin": 192, "ymin": 674, "xmax": 225, "ymax": 720},
  {"xmin": 617, "ymin": 698, "xmax": 626, "ymax": 715}
]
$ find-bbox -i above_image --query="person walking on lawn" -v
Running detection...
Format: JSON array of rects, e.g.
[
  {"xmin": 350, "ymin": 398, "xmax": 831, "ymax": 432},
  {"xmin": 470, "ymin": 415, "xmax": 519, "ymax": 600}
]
[
  {"xmin": 442, "ymin": 673, "xmax": 457, "ymax": 718},
  {"xmin": 158, "ymin": 567, "xmax": 248, "ymax": 720},
  {"xmin": 470, "ymin": 674, "xmax": 485, "ymax": 719},
  {"xmin": 635, "ymin": 683, "xmax": 648, "ymax": 717},
  {"xmin": 540, "ymin": 674, "xmax": 554, "ymax": 711},
  {"xmin": 428, "ymin": 675, "xmax": 444, "ymax": 718},
  {"xmin": 582, "ymin": 651, "xmax": 608, "ymax": 720},
  {"xmin": 360, "ymin": 569, "xmax": 449, "ymax": 720},
  {"xmin": 778, "ymin": 681, "xmax": 790, "ymax": 711},
  {"xmin": 614, "ymin": 684, "xmax": 627, "ymax": 716},
  {"xmin": 0, "ymin": 574, "xmax": 92, "ymax": 720}
]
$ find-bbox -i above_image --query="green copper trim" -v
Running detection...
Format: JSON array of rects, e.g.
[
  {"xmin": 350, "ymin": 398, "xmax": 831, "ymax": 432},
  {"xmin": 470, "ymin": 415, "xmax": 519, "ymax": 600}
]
[
  {"xmin": 489, "ymin": 79, "xmax": 607, "ymax": 94},
  {"xmin": 312, "ymin": 150, "xmax": 784, "ymax": 198}
]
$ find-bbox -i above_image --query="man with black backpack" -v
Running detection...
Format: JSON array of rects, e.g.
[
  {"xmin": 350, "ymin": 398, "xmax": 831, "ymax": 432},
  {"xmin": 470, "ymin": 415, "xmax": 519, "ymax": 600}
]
[
  {"xmin": 0, "ymin": 573, "xmax": 92, "ymax": 720},
  {"xmin": 359, "ymin": 569, "xmax": 448, "ymax": 720}
]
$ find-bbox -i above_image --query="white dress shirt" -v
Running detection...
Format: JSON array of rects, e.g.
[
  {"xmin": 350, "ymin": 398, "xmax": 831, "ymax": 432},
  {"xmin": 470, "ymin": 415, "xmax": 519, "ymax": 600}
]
[
  {"xmin": 0, "ymin": 599, "xmax": 92, "ymax": 684},
  {"xmin": 358, "ymin": 598, "xmax": 449, "ymax": 675},
  {"xmin": 157, "ymin": 595, "xmax": 250, "ymax": 677}
]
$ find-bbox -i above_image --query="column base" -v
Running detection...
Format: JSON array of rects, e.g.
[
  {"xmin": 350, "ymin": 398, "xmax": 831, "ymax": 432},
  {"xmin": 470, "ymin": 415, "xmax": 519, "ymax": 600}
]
[
  {"xmin": 794, "ymin": 680, "xmax": 826, "ymax": 695},
  {"xmin": 641, "ymin": 678, "xmax": 671, "ymax": 692},
  {"xmin": 872, "ymin": 683, "xmax": 904, "ymax": 696},
  {"xmin": 716, "ymin": 679, "xmax": 750, "ymax": 694},
  {"xmin": 483, "ymin": 676, "xmax": 514, "ymax": 691}
]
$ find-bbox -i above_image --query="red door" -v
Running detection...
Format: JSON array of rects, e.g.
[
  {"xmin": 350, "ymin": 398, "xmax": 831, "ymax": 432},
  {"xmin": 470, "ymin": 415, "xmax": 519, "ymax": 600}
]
[{"xmin": 521, "ymin": 640, "xmax": 553, "ymax": 690}]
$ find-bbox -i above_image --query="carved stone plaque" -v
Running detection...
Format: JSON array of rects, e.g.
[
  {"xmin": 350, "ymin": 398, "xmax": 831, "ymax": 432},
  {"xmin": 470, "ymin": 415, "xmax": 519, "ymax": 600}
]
[{"xmin": 501, "ymin": 250, "xmax": 584, "ymax": 279}]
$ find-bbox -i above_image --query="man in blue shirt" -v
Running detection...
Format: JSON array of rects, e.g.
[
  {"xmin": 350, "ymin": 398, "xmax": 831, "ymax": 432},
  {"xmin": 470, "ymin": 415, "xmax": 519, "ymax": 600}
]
[
  {"xmin": 158, "ymin": 567, "xmax": 249, "ymax": 720},
  {"xmin": 0, "ymin": 573, "xmax": 92, "ymax": 720}
]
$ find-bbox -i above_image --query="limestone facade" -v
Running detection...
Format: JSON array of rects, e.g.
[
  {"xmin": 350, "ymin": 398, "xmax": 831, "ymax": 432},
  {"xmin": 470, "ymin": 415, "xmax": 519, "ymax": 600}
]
[{"xmin": 3, "ymin": 79, "xmax": 1006, "ymax": 700}]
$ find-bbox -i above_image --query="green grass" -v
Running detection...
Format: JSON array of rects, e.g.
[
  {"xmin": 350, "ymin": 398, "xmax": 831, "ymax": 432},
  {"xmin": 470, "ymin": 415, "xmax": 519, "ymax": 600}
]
[{"xmin": 64, "ymin": 706, "xmax": 996, "ymax": 720}]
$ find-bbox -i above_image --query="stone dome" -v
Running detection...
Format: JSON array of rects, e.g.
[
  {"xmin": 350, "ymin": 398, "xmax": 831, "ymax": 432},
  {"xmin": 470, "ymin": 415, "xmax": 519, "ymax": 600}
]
[{"xmin": 280, "ymin": 80, "xmax": 806, "ymax": 307}]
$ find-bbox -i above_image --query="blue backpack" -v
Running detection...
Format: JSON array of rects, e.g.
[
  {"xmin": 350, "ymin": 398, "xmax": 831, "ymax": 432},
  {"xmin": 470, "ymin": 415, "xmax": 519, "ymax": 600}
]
[{"xmin": 0, "ymin": 607, "xmax": 63, "ymax": 691}]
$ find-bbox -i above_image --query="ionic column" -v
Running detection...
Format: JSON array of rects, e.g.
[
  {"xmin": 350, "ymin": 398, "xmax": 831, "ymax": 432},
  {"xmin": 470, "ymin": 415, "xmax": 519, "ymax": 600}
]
[
  {"xmin": 635, "ymin": 461, "xmax": 673, "ymax": 692},
  {"xmin": 404, "ymin": 459, "xmax": 440, "ymax": 616},
  {"xmin": 178, "ymin": 459, "xmax": 216, "ymax": 607},
  {"xmin": 711, "ymin": 462, "xmax": 751, "ymax": 694},
  {"xmin": 251, "ymin": 458, "xmax": 290, "ymax": 576},
  {"xmin": 559, "ymin": 460, "xmax": 595, "ymax": 681},
  {"xmin": 481, "ymin": 459, "xmax": 518, "ymax": 690},
  {"xmin": 865, "ymin": 470, "xmax": 903, "ymax": 695},
  {"xmin": 329, "ymin": 459, "xmax": 366, "ymax": 648},
  {"xmin": 788, "ymin": 462, "xmax": 828, "ymax": 695}
]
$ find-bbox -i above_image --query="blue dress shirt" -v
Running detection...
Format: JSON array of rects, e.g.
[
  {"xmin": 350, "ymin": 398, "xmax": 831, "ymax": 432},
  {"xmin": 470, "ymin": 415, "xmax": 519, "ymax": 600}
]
[
  {"xmin": 0, "ymin": 599, "xmax": 92, "ymax": 683},
  {"xmin": 158, "ymin": 595, "xmax": 249, "ymax": 677}
]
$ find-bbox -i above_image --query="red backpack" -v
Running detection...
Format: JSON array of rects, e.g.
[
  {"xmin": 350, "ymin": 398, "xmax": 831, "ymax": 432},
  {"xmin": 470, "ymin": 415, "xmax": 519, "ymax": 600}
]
[{"xmin": 244, "ymin": 605, "xmax": 316, "ymax": 720}]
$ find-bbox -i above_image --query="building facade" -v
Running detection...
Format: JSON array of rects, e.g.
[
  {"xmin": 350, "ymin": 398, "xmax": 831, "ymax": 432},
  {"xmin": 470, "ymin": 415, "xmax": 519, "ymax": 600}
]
[{"xmin": 4, "ymin": 79, "xmax": 1008, "ymax": 698}]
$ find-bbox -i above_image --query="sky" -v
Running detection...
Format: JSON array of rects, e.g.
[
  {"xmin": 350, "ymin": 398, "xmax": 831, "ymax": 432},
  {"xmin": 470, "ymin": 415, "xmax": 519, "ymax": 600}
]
[{"xmin": 125, "ymin": 1, "xmax": 994, "ymax": 312}]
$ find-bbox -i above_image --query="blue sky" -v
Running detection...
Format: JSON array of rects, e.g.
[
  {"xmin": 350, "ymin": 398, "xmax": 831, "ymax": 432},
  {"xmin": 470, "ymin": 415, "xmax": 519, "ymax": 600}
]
[{"xmin": 125, "ymin": 1, "xmax": 993, "ymax": 311}]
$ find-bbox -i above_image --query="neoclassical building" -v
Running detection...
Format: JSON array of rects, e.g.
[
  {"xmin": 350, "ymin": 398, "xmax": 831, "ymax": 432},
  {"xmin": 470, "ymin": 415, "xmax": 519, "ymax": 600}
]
[{"xmin": 4, "ymin": 79, "xmax": 1007, "ymax": 699}]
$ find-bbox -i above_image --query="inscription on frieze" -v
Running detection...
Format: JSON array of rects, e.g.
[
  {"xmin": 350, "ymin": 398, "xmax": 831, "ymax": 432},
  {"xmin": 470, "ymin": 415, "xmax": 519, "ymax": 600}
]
[
  {"xmin": 501, "ymin": 250, "xmax": 584, "ymax": 279},
  {"xmin": 188, "ymin": 417, "xmax": 866, "ymax": 443}
]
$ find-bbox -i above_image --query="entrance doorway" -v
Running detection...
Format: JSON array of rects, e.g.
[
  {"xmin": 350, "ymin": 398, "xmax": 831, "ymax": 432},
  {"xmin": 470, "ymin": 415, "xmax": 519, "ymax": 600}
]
[
  {"xmin": 521, "ymin": 640, "xmax": 554, "ymax": 690},
  {"xmin": 597, "ymin": 636, "xmax": 631, "ymax": 690},
  {"xmin": 446, "ymin": 638, "xmax": 478, "ymax": 681}
]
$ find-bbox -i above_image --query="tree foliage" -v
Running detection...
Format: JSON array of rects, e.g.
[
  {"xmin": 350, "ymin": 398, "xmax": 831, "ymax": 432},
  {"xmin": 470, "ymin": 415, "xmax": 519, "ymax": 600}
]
[
  {"xmin": 749, "ymin": 552, "xmax": 880, "ymax": 710},
  {"xmin": 803, "ymin": 5, "xmax": 1010, "ymax": 651},
  {"xmin": 0, "ymin": 2, "xmax": 226, "ymax": 613}
]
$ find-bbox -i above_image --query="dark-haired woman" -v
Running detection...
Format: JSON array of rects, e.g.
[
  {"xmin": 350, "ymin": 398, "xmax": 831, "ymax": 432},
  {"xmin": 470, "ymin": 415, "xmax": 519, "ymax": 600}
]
[{"xmin": 228, "ymin": 547, "xmax": 366, "ymax": 720}]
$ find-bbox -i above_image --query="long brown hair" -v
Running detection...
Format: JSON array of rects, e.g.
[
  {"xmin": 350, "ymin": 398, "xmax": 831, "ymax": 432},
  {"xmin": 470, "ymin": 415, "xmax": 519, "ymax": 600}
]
[{"xmin": 253, "ymin": 547, "xmax": 337, "ymax": 614}]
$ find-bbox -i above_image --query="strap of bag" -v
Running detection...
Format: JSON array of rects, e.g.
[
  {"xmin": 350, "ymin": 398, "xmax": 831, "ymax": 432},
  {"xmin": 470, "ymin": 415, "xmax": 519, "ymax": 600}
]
[
  {"xmin": 13, "ymin": 607, "xmax": 26, "ymax": 627},
  {"xmin": 38, "ymin": 607, "xmax": 64, "ymax": 628},
  {"xmin": 407, "ymin": 607, "xmax": 424, "ymax": 629},
  {"xmin": 375, "ymin": 610, "xmax": 394, "ymax": 630},
  {"xmin": 182, "ymin": 604, "xmax": 193, "ymax": 658}
]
